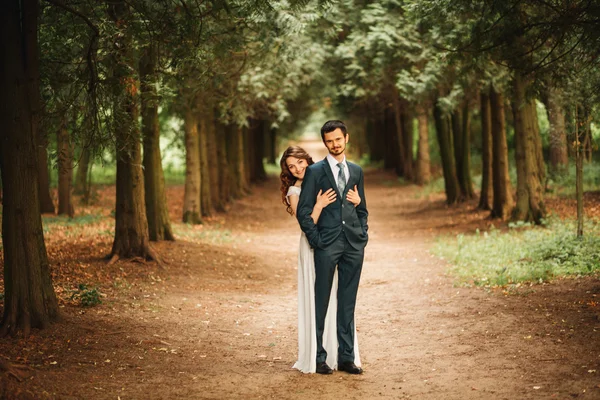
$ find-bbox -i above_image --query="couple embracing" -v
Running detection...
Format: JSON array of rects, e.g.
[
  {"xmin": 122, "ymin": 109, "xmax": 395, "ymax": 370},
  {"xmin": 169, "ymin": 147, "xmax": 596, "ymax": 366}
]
[{"xmin": 280, "ymin": 120, "xmax": 369, "ymax": 375}]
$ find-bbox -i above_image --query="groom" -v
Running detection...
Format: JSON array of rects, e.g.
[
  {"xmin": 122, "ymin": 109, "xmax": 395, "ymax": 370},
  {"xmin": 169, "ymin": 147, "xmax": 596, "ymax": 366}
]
[{"xmin": 297, "ymin": 120, "xmax": 369, "ymax": 375}]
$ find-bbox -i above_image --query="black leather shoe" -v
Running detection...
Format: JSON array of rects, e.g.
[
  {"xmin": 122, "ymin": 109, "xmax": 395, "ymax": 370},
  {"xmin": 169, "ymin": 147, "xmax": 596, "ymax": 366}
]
[
  {"xmin": 338, "ymin": 361, "xmax": 363, "ymax": 374},
  {"xmin": 316, "ymin": 362, "xmax": 333, "ymax": 374}
]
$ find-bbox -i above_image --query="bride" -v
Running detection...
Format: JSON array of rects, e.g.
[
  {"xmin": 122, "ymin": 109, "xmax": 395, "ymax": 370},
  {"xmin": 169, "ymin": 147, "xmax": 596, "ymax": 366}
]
[{"xmin": 279, "ymin": 145, "xmax": 361, "ymax": 373}]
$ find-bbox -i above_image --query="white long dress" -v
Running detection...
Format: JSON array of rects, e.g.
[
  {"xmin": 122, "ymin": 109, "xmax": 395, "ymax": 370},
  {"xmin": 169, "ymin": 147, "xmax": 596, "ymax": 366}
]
[{"xmin": 287, "ymin": 185, "xmax": 361, "ymax": 373}]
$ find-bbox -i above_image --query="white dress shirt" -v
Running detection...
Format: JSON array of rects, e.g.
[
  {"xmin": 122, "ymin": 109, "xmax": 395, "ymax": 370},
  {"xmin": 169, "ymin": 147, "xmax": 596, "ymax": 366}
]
[{"xmin": 326, "ymin": 153, "xmax": 349, "ymax": 185}]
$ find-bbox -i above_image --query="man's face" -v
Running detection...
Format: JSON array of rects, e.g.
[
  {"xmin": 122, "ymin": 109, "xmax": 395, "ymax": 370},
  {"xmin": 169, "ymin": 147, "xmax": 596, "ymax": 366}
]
[{"xmin": 323, "ymin": 128, "xmax": 348, "ymax": 156}]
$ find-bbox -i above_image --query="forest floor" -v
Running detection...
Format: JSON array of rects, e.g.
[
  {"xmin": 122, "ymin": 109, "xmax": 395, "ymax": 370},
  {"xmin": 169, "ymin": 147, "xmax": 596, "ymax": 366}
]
[{"xmin": 1, "ymin": 143, "xmax": 600, "ymax": 399}]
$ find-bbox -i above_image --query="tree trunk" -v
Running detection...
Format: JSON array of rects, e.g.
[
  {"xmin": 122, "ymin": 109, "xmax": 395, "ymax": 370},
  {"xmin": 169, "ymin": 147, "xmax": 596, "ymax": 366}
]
[
  {"xmin": 140, "ymin": 44, "xmax": 174, "ymax": 241},
  {"xmin": 489, "ymin": 87, "xmax": 514, "ymax": 219},
  {"xmin": 247, "ymin": 119, "xmax": 267, "ymax": 183},
  {"xmin": 206, "ymin": 108, "xmax": 222, "ymax": 211},
  {"xmin": 478, "ymin": 90, "xmax": 493, "ymax": 210},
  {"xmin": 460, "ymin": 103, "xmax": 474, "ymax": 198},
  {"xmin": 108, "ymin": 0, "xmax": 152, "ymax": 259},
  {"xmin": 401, "ymin": 105, "xmax": 415, "ymax": 182},
  {"xmin": 512, "ymin": 74, "xmax": 546, "ymax": 224},
  {"xmin": 30, "ymin": 0, "xmax": 53, "ymax": 214},
  {"xmin": 267, "ymin": 125, "xmax": 277, "ymax": 164},
  {"xmin": 415, "ymin": 103, "xmax": 431, "ymax": 185},
  {"xmin": 544, "ymin": 86, "xmax": 568, "ymax": 174},
  {"xmin": 57, "ymin": 114, "xmax": 74, "ymax": 217},
  {"xmin": 581, "ymin": 105, "xmax": 593, "ymax": 163},
  {"xmin": 451, "ymin": 103, "xmax": 474, "ymax": 199},
  {"xmin": 531, "ymin": 99, "xmax": 547, "ymax": 187},
  {"xmin": 198, "ymin": 105, "xmax": 213, "ymax": 217},
  {"xmin": 384, "ymin": 106, "xmax": 399, "ymax": 171},
  {"xmin": 367, "ymin": 117, "xmax": 385, "ymax": 163},
  {"xmin": 256, "ymin": 120, "xmax": 268, "ymax": 182},
  {"xmin": 0, "ymin": 0, "xmax": 59, "ymax": 336},
  {"xmin": 433, "ymin": 100, "xmax": 460, "ymax": 204},
  {"xmin": 227, "ymin": 125, "xmax": 247, "ymax": 198},
  {"xmin": 74, "ymin": 146, "xmax": 91, "ymax": 196},
  {"xmin": 216, "ymin": 120, "xmax": 231, "ymax": 210},
  {"xmin": 37, "ymin": 146, "xmax": 55, "ymax": 213},
  {"xmin": 182, "ymin": 103, "xmax": 202, "ymax": 224},
  {"xmin": 575, "ymin": 105, "xmax": 584, "ymax": 237}
]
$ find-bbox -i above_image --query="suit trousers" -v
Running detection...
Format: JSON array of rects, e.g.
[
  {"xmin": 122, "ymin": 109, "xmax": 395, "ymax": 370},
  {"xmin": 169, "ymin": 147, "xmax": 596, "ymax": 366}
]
[{"xmin": 314, "ymin": 231, "xmax": 364, "ymax": 364}]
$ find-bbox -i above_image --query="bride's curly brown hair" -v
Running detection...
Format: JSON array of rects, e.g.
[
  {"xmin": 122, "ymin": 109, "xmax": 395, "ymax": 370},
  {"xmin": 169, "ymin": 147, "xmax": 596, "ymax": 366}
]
[{"xmin": 280, "ymin": 146, "xmax": 314, "ymax": 216}]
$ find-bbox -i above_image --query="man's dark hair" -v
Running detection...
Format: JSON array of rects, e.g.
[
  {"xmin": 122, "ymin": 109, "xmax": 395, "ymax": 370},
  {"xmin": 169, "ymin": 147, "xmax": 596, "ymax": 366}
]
[{"xmin": 320, "ymin": 120, "xmax": 347, "ymax": 141}]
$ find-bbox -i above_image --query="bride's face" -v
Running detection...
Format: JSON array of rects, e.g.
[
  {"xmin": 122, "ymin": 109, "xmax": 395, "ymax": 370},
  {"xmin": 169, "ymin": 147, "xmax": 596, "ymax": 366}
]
[{"xmin": 286, "ymin": 156, "xmax": 308, "ymax": 180}]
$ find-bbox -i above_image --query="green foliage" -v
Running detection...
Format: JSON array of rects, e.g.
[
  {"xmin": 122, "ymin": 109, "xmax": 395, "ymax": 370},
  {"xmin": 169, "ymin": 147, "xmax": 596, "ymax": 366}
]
[
  {"xmin": 547, "ymin": 163, "xmax": 600, "ymax": 197},
  {"xmin": 433, "ymin": 218, "xmax": 600, "ymax": 287},
  {"xmin": 70, "ymin": 284, "xmax": 102, "ymax": 307}
]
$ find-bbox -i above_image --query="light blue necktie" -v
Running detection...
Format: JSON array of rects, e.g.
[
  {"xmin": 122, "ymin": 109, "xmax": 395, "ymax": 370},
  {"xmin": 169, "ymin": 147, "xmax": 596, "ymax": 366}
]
[{"xmin": 337, "ymin": 162, "xmax": 346, "ymax": 194}]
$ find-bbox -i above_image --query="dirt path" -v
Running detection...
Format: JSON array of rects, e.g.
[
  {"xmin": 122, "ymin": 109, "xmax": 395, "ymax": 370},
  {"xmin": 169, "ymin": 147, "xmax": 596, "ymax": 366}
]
[{"xmin": 2, "ymin": 154, "xmax": 599, "ymax": 399}]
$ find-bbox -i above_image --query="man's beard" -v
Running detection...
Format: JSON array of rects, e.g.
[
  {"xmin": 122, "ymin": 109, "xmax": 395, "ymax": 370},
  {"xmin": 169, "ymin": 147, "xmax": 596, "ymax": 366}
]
[{"xmin": 329, "ymin": 144, "xmax": 345, "ymax": 155}]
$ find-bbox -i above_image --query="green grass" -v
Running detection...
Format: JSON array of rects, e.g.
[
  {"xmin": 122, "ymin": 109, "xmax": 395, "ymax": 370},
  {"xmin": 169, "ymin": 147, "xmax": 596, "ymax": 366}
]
[
  {"xmin": 432, "ymin": 217, "xmax": 600, "ymax": 287},
  {"xmin": 413, "ymin": 175, "xmax": 446, "ymax": 198},
  {"xmin": 42, "ymin": 213, "xmax": 110, "ymax": 237},
  {"xmin": 173, "ymin": 223, "xmax": 234, "ymax": 244},
  {"xmin": 547, "ymin": 163, "xmax": 600, "ymax": 197}
]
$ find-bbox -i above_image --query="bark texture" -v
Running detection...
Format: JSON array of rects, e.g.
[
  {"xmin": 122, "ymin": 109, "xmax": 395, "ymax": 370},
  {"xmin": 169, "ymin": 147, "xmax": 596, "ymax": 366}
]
[
  {"xmin": 57, "ymin": 115, "xmax": 74, "ymax": 217},
  {"xmin": 415, "ymin": 104, "xmax": 431, "ymax": 185},
  {"xmin": 226, "ymin": 125, "xmax": 248, "ymax": 199},
  {"xmin": 0, "ymin": 0, "xmax": 59, "ymax": 336},
  {"xmin": 478, "ymin": 90, "xmax": 493, "ymax": 210},
  {"xmin": 108, "ymin": 0, "xmax": 152, "ymax": 258},
  {"xmin": 182, "ymin": 103, "xmax": 202, "ymax": 224},
  {"xmin": 489, "ymin": 88, "xmax": 514, "ymax": 220},
  {"xmin": 216, "ymin": 121, "xmax": 231, "ymax": 209},
  {"xmin": 433, "ymin": 100, "xmax": 460, "ymax": 204},
  {"xmin": 140, "ymin": 44, "xmax": 174, "ymax": 241},
  {"xmin": 544, "ymin": 86, "xmax": 568, "ymax": 173},
  {"xmin": 451, "ymin": 103, "xmax": 474, "ymax": 199},
  {"xmin": 512, "ymin": 74, "xmax": 546, "ymax": 223},
  {"xmin": 206, "ymin": 109, "xmax": 223, "ymax": 211},
  {"xmin": 401, "ymin": 105, "xmax": 415, "ymax": 182},
  {"xmin": 198, "ymin": 104, "xmax": 213, "ymax": 217},
  {"xmin": 74, "ymin": 146, "xmax": 91, "ymax": 196}
]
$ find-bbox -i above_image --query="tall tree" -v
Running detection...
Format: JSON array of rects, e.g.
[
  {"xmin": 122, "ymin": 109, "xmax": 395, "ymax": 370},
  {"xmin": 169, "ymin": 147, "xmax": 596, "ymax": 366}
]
[
  {"xmin": 226, "ymin": 125, "xmax": 249, "ymax": 199},
  {"xmin": 57, "ymin": 113, "xmax": 74, "ymax": 216},
  {"xmin": 489, "ymin": 87, "xmax": 514, "ymax": 220},
  {"xmin": 198, "ymin": 103, "xmax": 213, "ymax": 217},
  {"xmin": 478, "ymin": 89, "xmax": 493, "ymax": 210},
  {"xmin": 206, "ymin": 108, "xmax": 223, "ymax": 212},
  {"xmin": 434, "ymin": 100, "xmax": 461, "ymax": 204},
  {"xmin": 140, "ymin": 44, "xmax": 174, "ymax": 241},
  {"xmin": 414, "ymin": 103, "xmax": 431, "ymax": 185},
  {"xmin": 544, "ymin": 85, "xmax": 568, "ymax": 174},
  {"xmin": 182, "ymin": 96, "xmax": 203, "ymax": 224},
  {"xmin": 74, "ymin": 146, "xmax": 91, "ymax": 197},
  {"xmin": 107, "ymin": 0, "xmax": 154, "ymax": 261},
  {"xmin": 216, "ymin": 120, "xmax": 231, "ymax": 208},
  {"xmin": 0, "ymin": 0, "xmax": 59, "ymax": 335},
  {"xmin": 456, "ymin": 102, "xmax": 474, "ymax": 199},
  {"xmin": 512, "ymin": 74, "xmax": 546, "ymax": 223}
]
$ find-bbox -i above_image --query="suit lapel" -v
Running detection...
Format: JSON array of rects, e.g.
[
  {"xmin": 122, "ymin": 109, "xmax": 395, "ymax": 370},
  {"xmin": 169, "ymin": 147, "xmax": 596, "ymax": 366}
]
[{"xmin": 345, "ymin": 162, "xmax": 359, "ymax": 194}]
